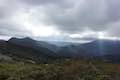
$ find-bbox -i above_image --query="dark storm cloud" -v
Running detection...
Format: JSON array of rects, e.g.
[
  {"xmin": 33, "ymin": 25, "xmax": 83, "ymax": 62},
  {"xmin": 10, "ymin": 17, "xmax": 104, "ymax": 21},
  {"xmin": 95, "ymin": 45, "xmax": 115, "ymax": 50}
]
[
  {"xmin": 0, "ymin": 0, "xmax": 120, "ymax": 40},
  {"xmin": 18, "ymin": 0, "xmax": 120, "ymax": 33},
  {"xmin": 20, "ymin": 0, "xmax": 63, "ymax": 5},
  {"xmin": 41, "ymin": 0, "xmax": 120, "ymax": 33}
]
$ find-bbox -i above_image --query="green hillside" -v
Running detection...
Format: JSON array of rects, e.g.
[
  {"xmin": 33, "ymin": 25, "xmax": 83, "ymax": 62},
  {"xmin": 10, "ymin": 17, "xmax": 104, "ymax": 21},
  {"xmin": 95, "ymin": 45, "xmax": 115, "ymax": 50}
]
[{"xmin": 0, "ymin": 59, "xmax": 120, "ymax": 80}]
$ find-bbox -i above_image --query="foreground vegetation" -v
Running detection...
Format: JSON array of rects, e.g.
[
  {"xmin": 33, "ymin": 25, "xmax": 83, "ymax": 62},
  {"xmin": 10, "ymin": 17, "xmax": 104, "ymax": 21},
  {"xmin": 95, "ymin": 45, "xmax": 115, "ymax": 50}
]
[{"xmin": 0, "ymin": 59, "xmax": 120, "ymax": 80}]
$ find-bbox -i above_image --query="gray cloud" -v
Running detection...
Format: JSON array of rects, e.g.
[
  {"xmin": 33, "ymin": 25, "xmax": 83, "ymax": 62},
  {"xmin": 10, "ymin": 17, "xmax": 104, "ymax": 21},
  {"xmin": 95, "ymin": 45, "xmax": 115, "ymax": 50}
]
[
  {"xmin": 105, "ymin": 20, "xmax": 120, "ymax": 37},
  {"xmin": 20, "ymin": 0, "xmax": 64, "ymax": 5},
  {"xmin": 0, "ymin": 21, "xmax": 31, "ymax": 37},
  {"xmin": 42, "ymin": 0, "xmax": 120, "ymax": 33},
  {"xmin": 0, "ymin": 0, "xmax": 120, "ymax": 40}
]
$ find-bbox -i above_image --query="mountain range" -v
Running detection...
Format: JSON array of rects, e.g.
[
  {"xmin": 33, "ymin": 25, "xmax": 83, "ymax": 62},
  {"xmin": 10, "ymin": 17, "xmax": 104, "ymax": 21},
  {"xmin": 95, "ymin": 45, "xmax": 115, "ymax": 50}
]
[{"xmin": 0, "ymin": 37, "xmax": 120, "ymax": 63}]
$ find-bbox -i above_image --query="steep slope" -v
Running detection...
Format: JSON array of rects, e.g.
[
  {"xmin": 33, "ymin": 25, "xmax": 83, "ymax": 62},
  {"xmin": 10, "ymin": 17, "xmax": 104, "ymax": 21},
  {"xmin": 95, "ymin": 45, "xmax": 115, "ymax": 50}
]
[
  {"xmin": 58, "ymin": 45, "xmax": 88, "ymax": 58},
  {"xmin": 37, "ymin": 41, "xmax": 60, "ymax": 53},
  {"xmin": 80, "ymin": 40, "xmax": 120, "ymax": 55},
  {"xmin": 0, "ymin": 39, "xmax": 59, "ymax": 63},
  {"xmin": 59, "ymin": 39, "xmax": 120, "ymax": 60},
  {"xmin": 2, "ymin": 37, "xmax": 120, "ymax": 63},
  {"xmin": 8, "ymin": 37, "xmax": 58, "ymax": 57}
]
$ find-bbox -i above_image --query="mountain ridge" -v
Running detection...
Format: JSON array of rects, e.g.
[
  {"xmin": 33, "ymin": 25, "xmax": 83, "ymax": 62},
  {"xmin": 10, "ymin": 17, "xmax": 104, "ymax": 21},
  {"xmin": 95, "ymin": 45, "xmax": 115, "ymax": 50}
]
[{"xmin": 1, "ymin": 37, "xmax": 120, "ymax": 63}]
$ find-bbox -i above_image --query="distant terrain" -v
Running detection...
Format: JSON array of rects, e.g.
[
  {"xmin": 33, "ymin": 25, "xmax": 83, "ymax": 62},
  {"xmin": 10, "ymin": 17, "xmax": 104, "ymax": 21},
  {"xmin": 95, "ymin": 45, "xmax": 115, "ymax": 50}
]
[
  {"xmin": 1, "ymin": 37, "xmax": 120, "ymax": 80},
  {"xmin": 1, "ymin": 37, "xmax": 120, "ymax": 63}
]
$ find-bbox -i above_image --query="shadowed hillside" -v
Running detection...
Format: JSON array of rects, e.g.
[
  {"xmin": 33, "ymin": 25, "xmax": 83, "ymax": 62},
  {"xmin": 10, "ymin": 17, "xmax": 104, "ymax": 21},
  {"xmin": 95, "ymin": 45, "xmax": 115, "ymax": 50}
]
[
  {"xmin": 1, "ymin": 37, "xmax": 120, "ymax": 63},
  {"xmin": 0, "ymin": 59, "xmax": 120, "ymax": 80},
  {"xmin": 1, "ymin": 38, "xmax": 120, "ymax": 80}
]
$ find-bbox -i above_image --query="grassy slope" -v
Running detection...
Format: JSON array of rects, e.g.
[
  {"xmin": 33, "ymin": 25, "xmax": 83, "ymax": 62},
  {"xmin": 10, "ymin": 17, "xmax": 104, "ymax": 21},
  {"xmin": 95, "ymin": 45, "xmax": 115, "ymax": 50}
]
[{"xmin": 0, "ymin": 59, "xmax": 120, "ymax": 80}]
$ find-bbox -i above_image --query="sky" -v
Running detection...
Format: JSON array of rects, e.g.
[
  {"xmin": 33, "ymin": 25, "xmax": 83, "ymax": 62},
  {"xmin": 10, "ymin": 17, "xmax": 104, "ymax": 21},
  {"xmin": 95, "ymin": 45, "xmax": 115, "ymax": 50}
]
[{"xmin": 0, "ymin": 0, "xmax": 120, "ymax": 42}]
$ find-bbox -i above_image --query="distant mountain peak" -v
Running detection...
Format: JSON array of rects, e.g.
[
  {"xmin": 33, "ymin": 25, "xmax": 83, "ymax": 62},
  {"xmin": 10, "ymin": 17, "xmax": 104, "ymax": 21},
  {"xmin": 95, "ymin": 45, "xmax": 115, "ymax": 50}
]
[
  {"xmin": 89, "ymin": 39, "xmax": 120, "ymax": 45},
  {"xmin": 22, "ymin": 37, "xmax": 34, "ymax": 40},
  {"xmin": 8, "ymin": 37, "xmax": 35, "ymax": 42},
  {"xmin": 8, "ymin": 37, "xmax": 17, "ymax": 41},
  {"xmin": 9, "ymin": 37, "xmax": 32, "ymax": 40}
]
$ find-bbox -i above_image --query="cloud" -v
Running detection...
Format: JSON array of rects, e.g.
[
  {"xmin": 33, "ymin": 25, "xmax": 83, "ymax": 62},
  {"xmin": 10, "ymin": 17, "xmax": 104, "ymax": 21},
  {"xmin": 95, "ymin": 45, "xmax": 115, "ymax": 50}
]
[
  {"xmin": 19, "ymin": 0, "xmax": 64, "ymax": 6},
  {"xmin": 0, "ymin": 0, "xmax": 120, "ymax": 41},
  {"xmin": 106, "ymin": 20, "xmax": 120, "ymax": 37},
  {"xmin": 41, "ymin": 0, "xmax": 120, "ymax": 33}
]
